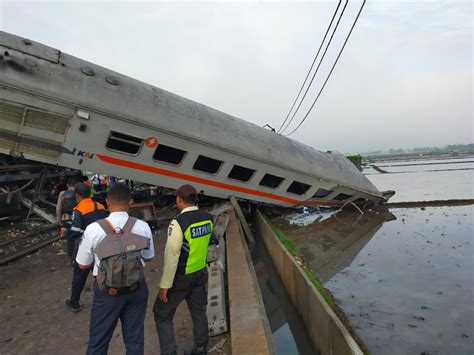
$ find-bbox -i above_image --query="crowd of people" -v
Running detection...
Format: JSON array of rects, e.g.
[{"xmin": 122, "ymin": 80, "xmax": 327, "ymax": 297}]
[{"xmin": 55, "ymin": 175, "xmax": 213, "ymax": 355}]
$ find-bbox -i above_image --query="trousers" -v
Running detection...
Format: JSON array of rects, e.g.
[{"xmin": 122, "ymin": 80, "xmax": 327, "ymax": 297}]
[
  {"xmin": 70, "ymin": 262, "xmax": 90, "ymax": 306},
  {"xmin": 66, "ymin": 234, "xmax": 75, "ymax": 258},
  {"xmin": 87, "ymin": 281, "xmax": 149, "ymax": 355},
  {"xmin": 153, "ymin": 268, "xmax": 209, "ymax": 354},
  {"xmin": 70, "ymin": 240, "xmax": 90, "ymax": 306}
]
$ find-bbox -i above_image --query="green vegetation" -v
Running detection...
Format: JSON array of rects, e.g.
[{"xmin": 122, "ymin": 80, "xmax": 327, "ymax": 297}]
[
  {"xmin": 346, "ymin": 154, "xmax": 363, "ymax": 171},
  {"xmin": 302, "ymin": 266, "xmax": 335, "ymax": 307},
  {"xmin": 360, "ymin": 143, "xmax": 474, "ymax": 158},
  {"xmin": 270, "ymin": 225, "xmax": 301, "ymax": 257},
  {"xmin": 269, "ymin": 223, "xmax": 336, "ymax": 308}
]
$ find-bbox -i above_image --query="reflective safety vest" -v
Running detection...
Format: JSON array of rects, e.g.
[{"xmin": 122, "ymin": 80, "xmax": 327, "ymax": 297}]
[{"xmin": 175, "ymin": 210, "xmax": 214, "ymax": 275}]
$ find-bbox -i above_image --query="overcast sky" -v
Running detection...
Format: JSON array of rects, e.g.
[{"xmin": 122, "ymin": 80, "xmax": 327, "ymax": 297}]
[{"xmin": 1, "ymin": 0, "xmax": 472, "ymax": 153}]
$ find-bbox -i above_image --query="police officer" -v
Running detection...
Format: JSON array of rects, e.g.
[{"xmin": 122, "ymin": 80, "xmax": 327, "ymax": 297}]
[
  {"xmin": 76, "ymin": 183, "xmax": 155, "ymax": 354},
  {"xmin": 154, "ymin": 184, "xmax": 213, "ymax": 355},
  {"xmin": 65, "ymin": 183, "xmax": 107, "ymax": 312}
]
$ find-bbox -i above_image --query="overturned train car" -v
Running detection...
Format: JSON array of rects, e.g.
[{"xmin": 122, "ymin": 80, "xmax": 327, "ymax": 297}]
[{"xmin": 0, "ymin": 31, "xmax": 392, "ymax": 207}]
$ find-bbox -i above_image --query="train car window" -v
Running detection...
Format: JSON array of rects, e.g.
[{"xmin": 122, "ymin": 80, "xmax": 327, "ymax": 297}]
[
  {"xmin": 228, "ymin": 165, "xmax": 255, "ymax": 182},
  {"xmin": 153, "ymin": 144, "xmax": 186, "ymax": 165},
  {"xmin": 259, "ymin": 174, "xmax": 284, "ymax": 189},
  {"xmin": 106, "ymin": 131, "xmax": 143, "ymax": 155},
  {"xmin": 313, "ymin": 188, "xmax": 332, "ymax": 198},
  {"xmin": 333, "ymin": 193, "xmax": 352, "ymax": 201},
  {"xmin": 193, "ymin": 155, "xmax": 223, "ymax": 174},
  {"xmin": 287, "ymin": 181, "xmax": 311, "ymax": 195}
]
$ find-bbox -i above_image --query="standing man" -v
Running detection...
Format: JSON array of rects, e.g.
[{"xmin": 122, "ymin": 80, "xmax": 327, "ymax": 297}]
[
  {"xmin": 56, "ymin": 177, "xmax": 77, "ymax": 263},
  {"xmin": 76, "ymin": 183, "xmax": 155, "ymax": 354},
  {"xmin": 92, "ymin": 173, "xmax": 105, "ymax": 192},
  {"xmin": 65, "ymin": 183, "xmax": 107, "ymax": 312},
  {"xmin": 154, "ymin": 184, "xmax": 213, "ymax": 355}
]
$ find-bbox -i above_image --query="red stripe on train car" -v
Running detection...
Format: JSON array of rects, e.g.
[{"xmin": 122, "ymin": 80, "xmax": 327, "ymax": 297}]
[{"xmin": 96, "ymin": 154, "xmax": 341, "ymax": 206}]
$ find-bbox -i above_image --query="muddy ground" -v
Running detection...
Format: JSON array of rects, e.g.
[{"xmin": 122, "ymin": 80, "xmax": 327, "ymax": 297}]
[{"xmin": 0, "ymin": 228, "xmax": 229, "ymax": 355}]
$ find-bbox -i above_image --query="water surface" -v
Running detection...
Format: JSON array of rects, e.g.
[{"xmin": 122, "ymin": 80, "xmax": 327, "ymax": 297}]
[
  {"xmin": 365, "ymin": 157, "xmax": 474, "ymax": 202},
  {"xmin": 271, "ymin": 206, "xmax": 473, "ymax": 354}
]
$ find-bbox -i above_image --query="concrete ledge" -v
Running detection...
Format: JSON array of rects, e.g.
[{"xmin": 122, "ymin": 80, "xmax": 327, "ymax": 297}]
[
  {"xmin": 256, "ymin": 209, "xmax": 363, "ymax": 355},
  {"xmin": 227, "ymin": 208, "xmax": 275, "ymax": 354}
]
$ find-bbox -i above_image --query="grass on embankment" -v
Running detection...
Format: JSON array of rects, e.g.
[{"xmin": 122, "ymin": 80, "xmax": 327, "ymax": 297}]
[{"xmin": 269, "ymin": 223, "xmax": 336, "ymax": 308}]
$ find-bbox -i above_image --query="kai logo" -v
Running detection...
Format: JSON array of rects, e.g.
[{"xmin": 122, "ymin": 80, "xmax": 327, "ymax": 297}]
[
  {"xmin": 145, "ymin": 137, "xmax": 158, "ymax": 148},
  {"xmin": 77, "ymin": 150, "xmax": 95, "ymax": 159}
]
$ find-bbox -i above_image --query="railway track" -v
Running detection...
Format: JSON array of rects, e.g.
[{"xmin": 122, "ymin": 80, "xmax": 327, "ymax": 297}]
[{"xmin": 0, "ymin": 223, "xmax": 61, "ymax": 266}]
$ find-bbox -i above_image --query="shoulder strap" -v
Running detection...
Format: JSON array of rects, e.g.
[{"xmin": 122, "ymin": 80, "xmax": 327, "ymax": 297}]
[
  {"xmin": 97, "ymin": 218, "xmax": 114, "ymax": 235},
  {"xmin": 122, "ymin": 217, "xmax": 138, "ymax": 234}
]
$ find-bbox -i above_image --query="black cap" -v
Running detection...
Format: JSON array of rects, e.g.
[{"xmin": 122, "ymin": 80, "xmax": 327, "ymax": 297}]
[
  {"xmin": 75, "ymin": 183, "xmax": 91, "ymax": 197},
  {"xmin": 177, "ymin": 184, "xmax": 198, "ymax": 203}
]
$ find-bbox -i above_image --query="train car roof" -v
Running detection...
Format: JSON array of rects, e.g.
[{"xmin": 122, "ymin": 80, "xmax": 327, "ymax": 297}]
[{"xmin": 0, "ymin": 31, "xmax": 380, "ymax": 195}]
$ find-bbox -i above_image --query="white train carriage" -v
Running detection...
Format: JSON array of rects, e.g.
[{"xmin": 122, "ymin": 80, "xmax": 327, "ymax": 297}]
[{"xmin": 0, "ymin": 31, "xmax": 392, "ymax": 207}]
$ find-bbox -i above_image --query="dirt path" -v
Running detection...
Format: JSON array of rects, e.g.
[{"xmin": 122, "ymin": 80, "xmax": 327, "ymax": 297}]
[{"xmin": 0, "ymin": 230, "xmax": 228, "ymax": 354}]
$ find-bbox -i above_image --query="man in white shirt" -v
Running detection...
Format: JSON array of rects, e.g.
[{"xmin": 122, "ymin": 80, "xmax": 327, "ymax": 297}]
[{"xmin": 76, "ymin": 183, "xmax": 155, "ymax": 355}]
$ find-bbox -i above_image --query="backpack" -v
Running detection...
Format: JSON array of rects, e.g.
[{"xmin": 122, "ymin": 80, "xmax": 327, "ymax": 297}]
[
  {"xmin": 94, "ymin": 217, "xmax": 150, "ymax": 294},
  {"xmin": 62, "ymin": 190, "xmax": 77, "ymax": 215}
]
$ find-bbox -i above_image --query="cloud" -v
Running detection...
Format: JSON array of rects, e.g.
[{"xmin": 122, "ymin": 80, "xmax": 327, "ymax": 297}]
[{"xmin": 0, "ymin": 0, "xmax": 472, "ymax": 153}]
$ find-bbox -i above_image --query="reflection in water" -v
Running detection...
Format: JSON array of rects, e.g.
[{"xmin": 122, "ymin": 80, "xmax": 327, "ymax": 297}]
[
  {"xmin": 252, "ymin": 236, "xmax": 316, "ymax": 355},
  {"xmin": 271, "ymin": 207, "xmax": 396, "ymax": 283},
  {"xmin": 271, "ymin": 205, "xmax": 474, "ymax": 355}
]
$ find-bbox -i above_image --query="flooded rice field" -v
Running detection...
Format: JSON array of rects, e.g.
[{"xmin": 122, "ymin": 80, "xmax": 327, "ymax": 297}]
[
  {"xmin": 365, "ymin": 156, "xmax": 474, "ymax": 202},
  {"xmin": 271, "ymin": 206, "xmax": 473, "ymax": 354},
  {"xmin": 268, "ymin": 156, "xmax": 473, "ymax": 354}
]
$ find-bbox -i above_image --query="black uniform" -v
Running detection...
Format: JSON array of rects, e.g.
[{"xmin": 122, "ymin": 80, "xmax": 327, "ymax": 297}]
[
  {"xmin": 153, "ymin": 207, "xmax": 214, "ymax": 354},
  {"xmin": 66, "ymin": 198, "xmax": 107, "ymax": 310}
]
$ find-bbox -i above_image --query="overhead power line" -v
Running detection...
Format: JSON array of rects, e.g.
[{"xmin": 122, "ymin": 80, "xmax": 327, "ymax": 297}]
[
  {"xmin": 284, "ymin": 0, "xmax": 366, "ymax": 137},
  {"xmin": 279, "ymin": 0, "xmax": 348, "ymax": 134},
  {"xmin": 276, "ymin": 0, "xmax": 342, "ymax": 134}
]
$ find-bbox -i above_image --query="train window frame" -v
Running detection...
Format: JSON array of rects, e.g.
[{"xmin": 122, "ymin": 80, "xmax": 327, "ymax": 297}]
[
  {"xmin": 152, "ymin": 144, "xmax": 187, "ymax": 166},
  {"xmin": 259, "ymin": 173, "xmax": 285, "ymax": 189},
  {"xmin": 286, "ymin": 181, "xmax": 312, "ymax": 196},
  {"xmin": 192, "ymin": 155, "xmax": 223, "ymax": 175},
  {"xmin": 333, "ymin": 193, "xmax": 352, "ymax": 201},
  {"xmin": 105, "ymin": 131, "xmax": 144, "ymax": 156},
  {"xmin": 227, "ymin": 164, "xmax": 256, "ymax": 183},
  {"xmin": 312, "ymin": 188, "xmax": 332, "ymax": 199}
]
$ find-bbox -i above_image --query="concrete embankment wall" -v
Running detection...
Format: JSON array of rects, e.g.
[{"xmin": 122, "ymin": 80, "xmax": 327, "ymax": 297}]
[
  {"xmin": 227, "ymin": 208, "xmax": 275, "ymax": 354},
  {"xmin": 256, "ymin": 209, "xmax": 363, "ymax": 355}
]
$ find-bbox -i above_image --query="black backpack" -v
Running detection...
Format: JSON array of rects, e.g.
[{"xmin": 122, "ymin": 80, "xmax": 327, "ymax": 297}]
[{"xmin": 62, "ymin": 190, "xmax": 77, "ymax": 215}]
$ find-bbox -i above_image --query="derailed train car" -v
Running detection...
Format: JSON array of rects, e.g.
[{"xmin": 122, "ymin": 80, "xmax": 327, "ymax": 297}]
[{"xmin": 0, "ymin": 31, "xmax": 393, "ymax": 207}]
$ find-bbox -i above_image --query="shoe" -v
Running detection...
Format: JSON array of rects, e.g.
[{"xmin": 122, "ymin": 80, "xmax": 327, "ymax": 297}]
[
  {"xmin": 184, "ymin": 346, "xmax": 207, "ymax": 355},
  {"xmin": 65, "ymin": 299, "xmax": 83, "ymax": 313}
]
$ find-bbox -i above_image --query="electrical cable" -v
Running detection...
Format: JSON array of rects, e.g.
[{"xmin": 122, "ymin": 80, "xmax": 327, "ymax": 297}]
[
  {"xmin": 279, "ymin": 0, "xmax": 349, "ymax": 134},
  {"xmin": 284, "ymin": 0, "xmax": 366, "ymax": 137},
  {"xmin": 276, "ymin": 0, "xmax": 342, "ymax": 133}
]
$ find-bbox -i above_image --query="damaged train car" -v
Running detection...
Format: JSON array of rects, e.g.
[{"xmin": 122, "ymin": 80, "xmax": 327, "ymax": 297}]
[{"xmin": 0, "ymin": 31, "xmax": 393, "ymax": 207}]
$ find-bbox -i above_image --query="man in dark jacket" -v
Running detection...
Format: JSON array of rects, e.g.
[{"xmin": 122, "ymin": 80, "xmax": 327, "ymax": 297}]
[
  {"xmin": 56, "ymin": 177, "xmax": 77, "ymax": 263},
  {"xmin": 65, "ymin": 183, "xmax": 107, "ymax": 312}
]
